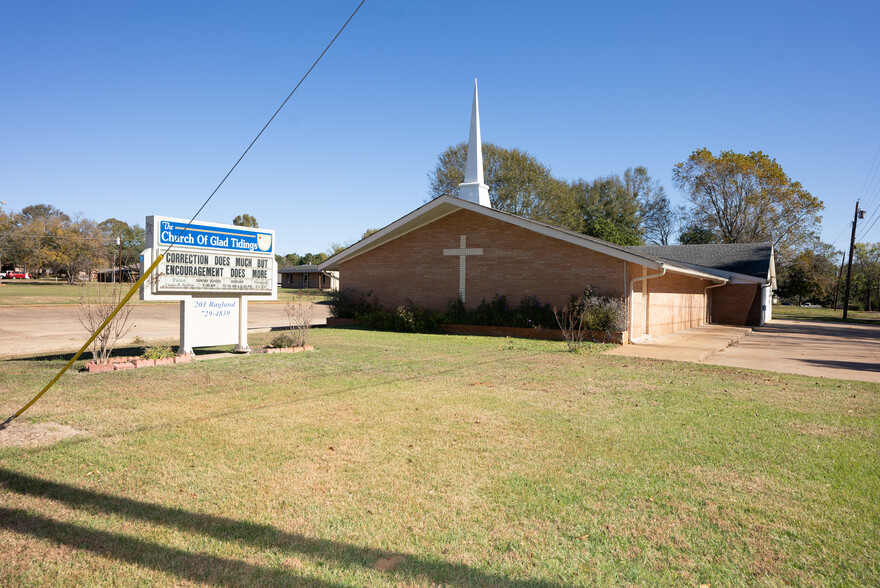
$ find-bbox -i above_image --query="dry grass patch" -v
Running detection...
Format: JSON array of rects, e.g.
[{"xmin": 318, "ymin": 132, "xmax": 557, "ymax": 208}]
[{"xmin": 0, "ymin": 422, "xmax": 85, "ymax": 447}]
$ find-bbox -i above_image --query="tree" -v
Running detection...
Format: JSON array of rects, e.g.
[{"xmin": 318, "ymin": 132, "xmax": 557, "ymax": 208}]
[
  {"xmin": 0, "ymin": 205, "xmax": 19, "ymax": 270},
  {"xmin": 20, "ymin": 204, "xmax": 69, "ymax": 223},
  {"xmin": 428, "ymin": 142, "xmax": 581, "ymax": 232},
  {"xmin": 777, "ymin": 242, "xmax": 839, "ymax": 306},
  {"xmin": 56, "ymin": 219, "xmax": 105, "ymax": 284},
  {"xmin": 233, "ymin": 214, "xmax": 258, "ymax": 228},
  {"xmin": 98, "ymin": 218, "xmax": 145, "ymax": 275},
  {"xmin": 625, "ymin": 166, "xmax": 675, "ymax": 245},
  {"xmin": 678, "ymin": 224, "xmax": 717, "ymax": 245},
  {"xmin": 570, "ymin": 174, "xmax": 643, "ymax": 246},
  {"xmin": 853, "ymin": 242, "xmax": 880, "ymax": 311},
  {"xmin": 672, "ymin": 149, "xmax": 823, "ymax": 258},
  {"xmin": 361, "ymin": 228, "xmax": 380, "ymax": 239}
]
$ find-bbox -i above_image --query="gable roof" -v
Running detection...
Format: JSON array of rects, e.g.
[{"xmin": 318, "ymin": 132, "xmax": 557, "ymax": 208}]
[
  {"xmin": 627, "ymin": 243, "xmax": 775, "ymax": 286},
  {"xmin": 319, "ymin": 195, "xmax": 727, "ymax": 283}
]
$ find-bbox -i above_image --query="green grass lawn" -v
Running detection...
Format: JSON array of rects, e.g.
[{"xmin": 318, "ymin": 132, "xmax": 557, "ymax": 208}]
[
  {"xmin": 0, "ymin": 280, "xmax": 328, "ymax": 306},
  {"xmin": 773, "ymin": 303, "xmax": 880, "ymax": 324},
  {"xmin": 1, "ymin": 329, "xmax": 877, "ymax": 586}
]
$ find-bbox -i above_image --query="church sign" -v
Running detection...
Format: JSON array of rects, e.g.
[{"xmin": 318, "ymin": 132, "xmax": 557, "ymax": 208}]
[
  {"xmin": 141, "ymin": 215, "xmax": 277, "ymax": 353},
  {"xmin": 146, "ymin": 218, "xmax": 275, "ymax": 296}
]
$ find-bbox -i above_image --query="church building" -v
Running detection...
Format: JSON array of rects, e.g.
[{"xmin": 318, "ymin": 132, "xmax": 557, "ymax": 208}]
[{"xmin": 319, "ymin": 82, "xmax": 775, "ymax": 343}]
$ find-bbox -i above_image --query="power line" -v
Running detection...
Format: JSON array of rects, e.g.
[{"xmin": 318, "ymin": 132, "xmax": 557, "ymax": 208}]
[
  {"xmin": 0, "ymin": 0, "xmax": 368, "ymax": 431},
  {"xmin": 163, "ymin": 0, "xmax": 368, "ymax": 256}
]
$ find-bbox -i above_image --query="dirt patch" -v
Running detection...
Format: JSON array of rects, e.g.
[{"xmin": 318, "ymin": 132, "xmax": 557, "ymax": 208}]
[{"xmin": 0, "ymin": 422, "xmax": 85, "ymax": 447}]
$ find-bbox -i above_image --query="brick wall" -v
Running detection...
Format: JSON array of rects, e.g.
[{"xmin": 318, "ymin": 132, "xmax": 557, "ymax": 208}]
[
  {"xmin": 710, "ymin": 283, "xmax": 759, "ymax": 325},
  {"xmin": 340, "ymin": 209, "xmax": 630, "ymax": 312}
]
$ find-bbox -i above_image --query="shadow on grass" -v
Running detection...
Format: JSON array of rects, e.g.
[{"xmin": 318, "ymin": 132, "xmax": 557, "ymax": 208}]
[{"xmin": 0, "ymin": 469, "xmax": 562, "ymax": 587}]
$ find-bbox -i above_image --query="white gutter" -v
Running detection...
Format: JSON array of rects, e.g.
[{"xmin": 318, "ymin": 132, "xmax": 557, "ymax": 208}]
[{"xmin": 628, "ymin": 265, "xmax": 667, "ymax": 343}]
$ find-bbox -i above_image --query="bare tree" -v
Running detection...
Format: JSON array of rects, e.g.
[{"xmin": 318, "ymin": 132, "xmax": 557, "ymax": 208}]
[
  {"xmin": 284, "ymin": 298, "xmax": 317, "ymax": 347},
  {"xmin": 78, "ymin": 282, "xmax": 135, "ymax": 364}
]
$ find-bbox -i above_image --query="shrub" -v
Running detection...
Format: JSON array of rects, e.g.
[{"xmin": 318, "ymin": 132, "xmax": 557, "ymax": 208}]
[
  {"xmin": 582, "ymin": 294, "xmax": 627, "ymax": 335},
  {"xmin": 553, "ymin": 301, "xmax": 586, "ymax": 352},
  {"xmin": 142, "ymin": 345, "xmax": 174, "ymax": 360},
  {"xmin": 78, "ymin": 282, "xmax": 135, "ymax": 364},
  {"xmin": 270, "ymin": 333, "xmax": 298, "ymax": 348},
  {"xmin": 440, "ymin": 295, "xmax": 556, "ymax": 329},
  {"xmin": 327, "ymin": 289, "xmax": 378, "ymax": 319},
  {"xmin": 285, "ymin": 298, "xmax": 317, "ymax": 346},
  {"xmin": 554, "ymin": 287, "xmax": 627, "ymax": 350}
]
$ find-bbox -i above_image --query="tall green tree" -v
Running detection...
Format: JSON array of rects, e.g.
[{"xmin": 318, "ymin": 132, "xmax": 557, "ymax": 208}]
[
  {"xmin": 0, "ymin": 205, "xmax": 20, "ymax": 270},
  {"xmin": 233, "ymin": 214, "xmax": 259, "ymax": 228},
  {"xmin": 428, "ymin": 142, "xmax": 581, "ymax": 232},
  {"xmin": 672, "ymin": 149, "xmax": 823, "ymax": 258},
  {"xmin": 853, "ymin": 242, "xmax": 880, "ymax": 311},
  {"xmin": 570, "ymin": 174, "xmax": 643, "ymax": 246},
  {"xmin": 98, "ymin": 218, "xmax": 145, "ymax": 272},
  {"xmin": 777, "ymin": 241, "xmax": 839, "ymax": 306}
]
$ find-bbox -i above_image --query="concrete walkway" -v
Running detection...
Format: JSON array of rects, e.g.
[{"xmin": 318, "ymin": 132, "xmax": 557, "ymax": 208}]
[
  {"xmin": 606, "ymin": 324, "xmax": 753, "ymax": 363},
  {"xmin": 606, "ymin": 319, "xmax": 880, "ymax": 383}
]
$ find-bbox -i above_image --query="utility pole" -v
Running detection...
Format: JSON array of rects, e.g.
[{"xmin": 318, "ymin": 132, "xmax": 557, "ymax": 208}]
[
  {"xmin": 842, "ymin": 201, "xmax": 865, "ymax": 319},
  {"xmin": 832, "ymin": 252, "xmax": 846, "ymax": 310}
]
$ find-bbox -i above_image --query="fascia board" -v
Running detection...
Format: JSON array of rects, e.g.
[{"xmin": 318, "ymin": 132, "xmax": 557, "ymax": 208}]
[
  {"xmin": 318, "ymin": 198, "xmax": 459, "ymax": 270},
  {"xmin": 663, "ymin": 264, "xmax": 728, "ymax": 283}
]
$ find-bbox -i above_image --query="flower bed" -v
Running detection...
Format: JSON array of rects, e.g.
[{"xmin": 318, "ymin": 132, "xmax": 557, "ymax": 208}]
[
  {"xmin": 86, "ymin": 354, "xmax": 192, "ymax": 373},
  {"xmin": 260, "ymin": 345, "xmax": 314, "ymax": 354},
  {"xmin": 442, "ymin": 324, "xmax": 627, "ymax": 344}
]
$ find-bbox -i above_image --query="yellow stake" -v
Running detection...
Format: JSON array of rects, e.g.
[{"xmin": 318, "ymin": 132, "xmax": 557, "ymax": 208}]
[{"xmin": 0, "ymin": 253, "xmax": 166, "ymax": 430}]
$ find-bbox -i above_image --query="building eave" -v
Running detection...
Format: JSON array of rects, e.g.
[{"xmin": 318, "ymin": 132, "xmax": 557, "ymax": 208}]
[{"xmin": 319, "ymin": 195, "xmax": 671, "ymax": 271}]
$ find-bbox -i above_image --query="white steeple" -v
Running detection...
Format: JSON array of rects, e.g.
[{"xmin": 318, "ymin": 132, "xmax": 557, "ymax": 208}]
[{"xmin": 458, "ymin": 79, "xmax": 491, "ymax": 208}]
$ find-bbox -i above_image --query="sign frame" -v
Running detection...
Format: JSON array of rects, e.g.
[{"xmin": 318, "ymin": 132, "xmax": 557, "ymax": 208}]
[{"xmin": 140, "ymin": 215, "xmax": 278, "ymax": 353}]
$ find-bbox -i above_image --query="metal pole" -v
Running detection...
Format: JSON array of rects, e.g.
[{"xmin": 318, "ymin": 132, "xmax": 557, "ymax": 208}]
[{"xmin": 842, "ymin": 201, "xmax": 862, "ymax": 320}]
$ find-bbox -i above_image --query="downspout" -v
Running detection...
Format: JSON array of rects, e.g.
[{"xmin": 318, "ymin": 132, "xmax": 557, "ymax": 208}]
[
  {"xmin": 704, "ymin": 281, "xmax": 726, "ymax": 324},
  {"xmin": 628, "ymin": 265, "xmax": 666, "ymax": 343}
]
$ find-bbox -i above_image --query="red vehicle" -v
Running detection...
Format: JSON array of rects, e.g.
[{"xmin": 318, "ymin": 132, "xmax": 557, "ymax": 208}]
[{"xmin": 2, "ymin": 271, "xmax": 30, "ymax": 279}]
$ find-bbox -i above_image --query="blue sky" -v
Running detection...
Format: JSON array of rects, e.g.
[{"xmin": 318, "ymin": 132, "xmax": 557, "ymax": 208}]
[{"xmin": 2, "ymin": 1, "xmax": 878, "ymax": 256}]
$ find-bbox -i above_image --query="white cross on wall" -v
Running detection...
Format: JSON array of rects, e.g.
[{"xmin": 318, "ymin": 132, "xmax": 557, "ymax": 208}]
[{"xmin": 443, "ymin": 235, "xmax": 483, "ymax": 302}]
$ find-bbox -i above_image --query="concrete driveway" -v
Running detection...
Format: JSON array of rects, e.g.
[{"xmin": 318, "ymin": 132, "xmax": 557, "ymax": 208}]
[
  {"xmin": 706, "ymin": 319, "xmax": 880, "ymax": 383},
  {"xmin": 608, "ymin": 319, "xmax": 880, "ymax": 383},
  {"xmin": 0, "ymin": 302, "xmax": 330, "ymax": 358}
]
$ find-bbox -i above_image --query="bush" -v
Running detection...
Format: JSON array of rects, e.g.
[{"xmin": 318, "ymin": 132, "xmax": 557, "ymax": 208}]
[
  {"xmin": 328, "ymin": 288, "xmax": 623, "ymax": 339},
  {"xmin": 142, "ymin": 345, "xmax": 174, "ymax": 359},
  {"xmin": 285, "ymin": 298, "xmax": 316, "ymax": 346},
  {"xmin": 440, "ymin": 294, "xmax": 556, "ymax": 328},
  {"xmin": 554, "ymin": 287, "xmax": 627, "ymax": 350},
  {"xmin": 270, "ymin": 333, "xmax": 298, "ymax": 348},
  {"xmin": 327, "ymin": 289, "xmax": 378, "ymax": 319},
  {"xmin": 358, "ymin": 303, "xmax": 442, "ymax": 334},
  {"xmin": 581, "ymin": 294, "xmax": 627, "ymax": 334}
]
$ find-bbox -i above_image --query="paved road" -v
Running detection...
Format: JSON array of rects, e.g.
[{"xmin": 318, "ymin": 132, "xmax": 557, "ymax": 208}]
[{"xmin": 0, "ymin": 302, "xmax": 330, "ymax": 358}]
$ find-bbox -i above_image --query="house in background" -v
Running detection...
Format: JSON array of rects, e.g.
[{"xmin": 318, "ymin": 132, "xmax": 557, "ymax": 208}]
[{"xmin": 279, "ymin": 265, "xmax": 338, "ymax": 291}]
